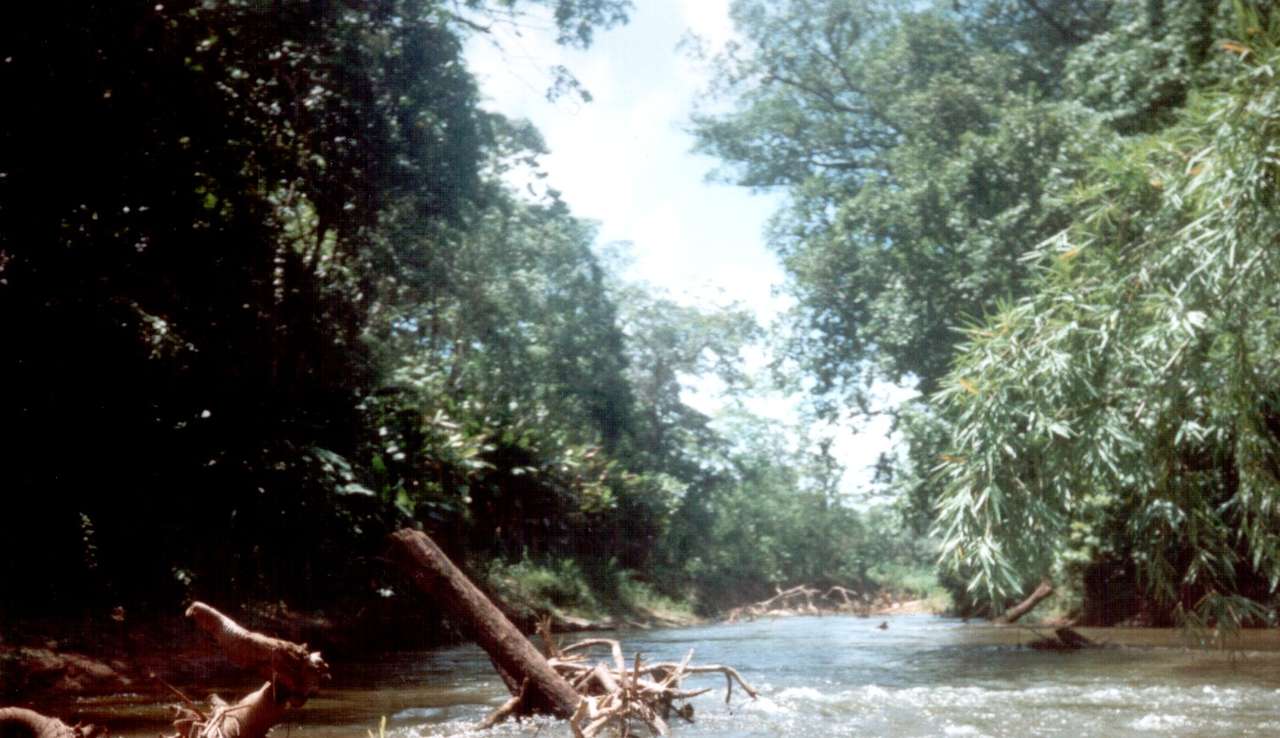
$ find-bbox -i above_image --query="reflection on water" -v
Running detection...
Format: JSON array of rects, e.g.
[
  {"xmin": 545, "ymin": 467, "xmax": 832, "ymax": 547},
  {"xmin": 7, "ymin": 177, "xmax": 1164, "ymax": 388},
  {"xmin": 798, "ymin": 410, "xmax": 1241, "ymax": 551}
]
[{"xmin": 29, "ymin": 616, "xmax": 1280, "ymax": 737}]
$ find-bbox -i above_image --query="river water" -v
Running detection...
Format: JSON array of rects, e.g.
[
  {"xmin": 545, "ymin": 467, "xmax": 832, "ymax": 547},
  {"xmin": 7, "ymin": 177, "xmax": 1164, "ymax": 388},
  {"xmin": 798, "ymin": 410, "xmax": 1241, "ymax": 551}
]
[{"xmin": 54, "ymin": 615, "xmax": 1280, "ymax": 737}]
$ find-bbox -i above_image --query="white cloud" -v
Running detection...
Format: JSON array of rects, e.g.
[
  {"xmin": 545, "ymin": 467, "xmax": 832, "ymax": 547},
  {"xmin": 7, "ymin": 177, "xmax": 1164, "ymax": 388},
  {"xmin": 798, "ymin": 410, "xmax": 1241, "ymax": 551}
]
[{"xmin": 678, "ymin": 0, "xmax": 736, "ymax": 50}]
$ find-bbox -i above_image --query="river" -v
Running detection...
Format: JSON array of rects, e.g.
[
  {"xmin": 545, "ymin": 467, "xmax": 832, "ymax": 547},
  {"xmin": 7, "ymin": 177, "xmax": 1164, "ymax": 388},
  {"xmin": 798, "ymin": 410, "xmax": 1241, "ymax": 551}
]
[{"xmin": 50, "ymin": 615, "xmax": 1280, "ymax": 737}]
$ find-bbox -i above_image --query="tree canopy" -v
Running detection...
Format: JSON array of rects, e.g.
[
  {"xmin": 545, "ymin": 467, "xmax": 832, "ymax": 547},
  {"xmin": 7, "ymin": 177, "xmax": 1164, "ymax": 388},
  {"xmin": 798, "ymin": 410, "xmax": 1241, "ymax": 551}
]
[{"xmin": 693, "ymin": 0, "xmax": 1099, "ymax": 405}]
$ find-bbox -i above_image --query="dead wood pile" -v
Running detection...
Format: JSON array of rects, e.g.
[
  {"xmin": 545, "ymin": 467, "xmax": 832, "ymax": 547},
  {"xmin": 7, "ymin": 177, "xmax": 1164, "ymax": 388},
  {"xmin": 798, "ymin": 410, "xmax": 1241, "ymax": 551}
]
[
  {"xmin": 724, "ymin": 584, "xmax": 872, "ymax": 622},
  {"xmin": 2, "ymin": 603, "xmax": 328, "ymax": 738}
]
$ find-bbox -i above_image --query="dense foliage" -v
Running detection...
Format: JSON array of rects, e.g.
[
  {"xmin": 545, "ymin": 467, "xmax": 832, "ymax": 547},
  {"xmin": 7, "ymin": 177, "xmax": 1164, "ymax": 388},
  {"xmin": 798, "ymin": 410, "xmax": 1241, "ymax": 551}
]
[
  {"xmin": 0, "ymin": 0, "xmax": 925, "ymax": 636},
  {"xmin": 0, "ymin": 0, "xmax": 636, "ymax": 615},
  {"xmin": 936, "ymin": 7, "xmax": 1280, "ymax": 627}
]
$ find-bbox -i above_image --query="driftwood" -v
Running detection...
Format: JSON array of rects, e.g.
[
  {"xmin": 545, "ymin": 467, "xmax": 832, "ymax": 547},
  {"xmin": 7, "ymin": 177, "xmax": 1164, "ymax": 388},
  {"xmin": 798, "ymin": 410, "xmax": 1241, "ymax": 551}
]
[
  {"xmin": 725, "ymin": 585, "xmax": 821, "ymax": 622},
  {"xmin": 822, "ymin": 586, "xmax": 857, "ymax": 608},
  {"xmin": 184, "ymin": 602, "xmax": 328, "ymax": 701},
  {"xmin": 0, "ymin": 708, "xmax": 102, "ymax": 738},
  {"xmin": 1, "ymin": 601, "xmax": 325, "ymax": 738},
  {"xmin": 389, "ymin": 529, "xmax": 758, "ymax": 735},
  {"xmin": 536, "ymin": 619, "xmax": 758, "ymax": 738},
  {"xmin": 997, "ymin": 580, "xmax": 1054, "ymax": 624},
  {"xmin": 1, "ymin": 604, "xmax": 327, "ymax": 738},
  {"xmin": 757, "ymin": 585, "xmax": 820, "ymax": 612},
  {"xmin": 726, "ymin": 584, "xmax": 876, "ymax": 622},
  {"xmin": 171, "ymin": 602, "xmax": 330, "ymax": 738},
  {"xmin": 171, "ymin": 684, "xmax": 289, "ymax": 738},
  {"xmin": 1027, "ymin": 627, "xmax": 1099, "ymax": 651}
]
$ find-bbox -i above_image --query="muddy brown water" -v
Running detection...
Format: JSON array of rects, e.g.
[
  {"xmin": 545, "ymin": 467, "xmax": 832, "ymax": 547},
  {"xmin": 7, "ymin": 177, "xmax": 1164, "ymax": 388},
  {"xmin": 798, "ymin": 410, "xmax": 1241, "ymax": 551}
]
[{"xmin": 25, "ymin": 615, "xmax": 1280, "ymax": 737}]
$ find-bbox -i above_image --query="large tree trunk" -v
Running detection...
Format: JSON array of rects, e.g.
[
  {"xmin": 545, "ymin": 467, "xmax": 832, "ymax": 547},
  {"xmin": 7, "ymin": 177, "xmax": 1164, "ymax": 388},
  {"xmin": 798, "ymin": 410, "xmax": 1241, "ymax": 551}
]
[
  {"xmin": 997, "ymin": 580, "xmax": 1054, "ymax": 624},
  {"xmin": 191, "ymin": 682, "xmax": 290, "ymax": 738},
  {"xmin": 185, "ymin": 602, "xmax": 327, "ymax": 701},
  {"xmin": 387, "ymin": 529, "xmax": 581, "ymax": 718}
]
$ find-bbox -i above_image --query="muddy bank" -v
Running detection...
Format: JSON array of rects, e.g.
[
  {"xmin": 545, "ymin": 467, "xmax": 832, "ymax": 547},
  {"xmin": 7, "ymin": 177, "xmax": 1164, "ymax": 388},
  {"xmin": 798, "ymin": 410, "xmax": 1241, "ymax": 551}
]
[
  {"xmin": 0, "ymin": 647, "xmax": 132, "ymax": 696},
  {"xmin": 0, "ymin": 594, "xmax": 696, "ymax": 702}
]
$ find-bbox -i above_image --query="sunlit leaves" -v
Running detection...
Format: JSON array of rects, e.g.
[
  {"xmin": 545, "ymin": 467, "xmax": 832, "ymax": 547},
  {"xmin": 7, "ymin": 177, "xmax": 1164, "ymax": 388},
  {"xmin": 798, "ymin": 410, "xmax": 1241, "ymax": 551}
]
[
  {"xmin": 934, "ymin": 17, "xmax": 1280, "ymax": 619},
  {"xmin": 694, "ymin": 1, "xmax": 1104, "ymax": 411}
]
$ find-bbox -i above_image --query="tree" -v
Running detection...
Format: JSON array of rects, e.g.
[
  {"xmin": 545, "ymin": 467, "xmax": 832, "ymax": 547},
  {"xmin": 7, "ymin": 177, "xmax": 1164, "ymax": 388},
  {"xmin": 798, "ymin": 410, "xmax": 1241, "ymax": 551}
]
[
  {"xmin": 611, "ymin": 286, "xmax": 760, "ymax": 474},
  {"xmin": 364, "ymin": 177, "xmax": 648, "ymax": 565},
  {"xmin": 692, "ymin": 1, "xmax": 1105, "ymax": 417},
  {"xmin": 693, "ymin": 0, "xmax": 1262, "ymax": 620},
  {"xmin": 694, "ymin": 0, "xmax": 1240, "ymax": 406},
  {"xmin": 933, "ymin": 7, "xmax": 1280, "ymax": 625}
]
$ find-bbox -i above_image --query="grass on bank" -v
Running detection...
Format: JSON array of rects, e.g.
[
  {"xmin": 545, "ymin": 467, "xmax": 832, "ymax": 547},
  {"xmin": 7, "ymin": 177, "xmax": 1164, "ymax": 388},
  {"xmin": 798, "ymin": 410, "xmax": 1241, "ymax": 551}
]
[
  {"xmin": 484, "ymin": 554, "xmax": 958, "ymax": 623},
  {"xmin": 482, "ymin": 557, "xmax": 696, "ymax": 625},
  {"xmin": 868, "ymin": 562, "xmax": 953, "ymax": 614}
]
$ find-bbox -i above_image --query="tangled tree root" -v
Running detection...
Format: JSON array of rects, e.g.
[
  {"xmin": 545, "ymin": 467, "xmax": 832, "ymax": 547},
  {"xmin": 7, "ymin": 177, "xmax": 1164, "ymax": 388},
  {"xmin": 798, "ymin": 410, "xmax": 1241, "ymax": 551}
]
[
  {"xmin": 552, "ymin": 635, "xmax": 757, "ymax": 737},
  {"xmin": 476, "ymin": 619, "xmax": 758, "ymax": 737}
]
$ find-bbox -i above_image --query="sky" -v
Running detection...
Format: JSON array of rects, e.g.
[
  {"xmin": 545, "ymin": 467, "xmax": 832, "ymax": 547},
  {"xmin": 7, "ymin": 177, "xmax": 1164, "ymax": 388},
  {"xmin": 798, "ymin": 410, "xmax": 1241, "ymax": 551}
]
[
  {"xmin": 464, "ymin": 0, "xmax": 909, "ymax": 494},
  {"xmin": 464, "ymin": 0, "xmax": 784, "ymax": 316}
]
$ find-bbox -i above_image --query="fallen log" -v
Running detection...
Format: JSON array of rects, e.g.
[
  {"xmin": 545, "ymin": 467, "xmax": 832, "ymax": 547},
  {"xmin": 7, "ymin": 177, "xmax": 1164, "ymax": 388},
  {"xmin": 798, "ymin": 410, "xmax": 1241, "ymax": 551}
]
[
  {"xmin": 387, "ymin": 529, "xmax": 581, "ymax": 718},
  {"xmin": 997, "ymin": 580, "xmax": 1054, "ymax": 624},
  {"xmin": 0, "ymin": 708, "xmax": 96, "ymax": 738},
  {"xmin": 173, "ymin": 603, "xmax": 329, "ymax": 738},
  {"xmin": 389, "ymin": 530, "xmax": 758, "ymax": 735},
  {"xmin": 185, "ymin": 602, "xmax": 328, "ymax": 701}
]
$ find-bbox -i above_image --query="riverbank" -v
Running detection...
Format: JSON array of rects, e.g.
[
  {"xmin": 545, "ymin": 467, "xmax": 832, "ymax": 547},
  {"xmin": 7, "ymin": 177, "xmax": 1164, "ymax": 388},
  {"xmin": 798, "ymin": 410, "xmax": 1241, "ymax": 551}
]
[
  {"xmin": 0, "ymin": 585, "xmax": 699, "ymax": 701},
  {"xmin": 18, "ymin": 614, "xmax": 1280, "ymax": 738}
]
